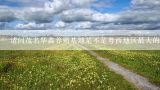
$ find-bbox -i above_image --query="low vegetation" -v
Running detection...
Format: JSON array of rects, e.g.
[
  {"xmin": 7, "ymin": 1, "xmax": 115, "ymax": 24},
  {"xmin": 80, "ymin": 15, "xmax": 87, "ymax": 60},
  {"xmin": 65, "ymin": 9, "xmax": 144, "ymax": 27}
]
[
  {"xmin": 0, "ymin": 51, "xmax": 136, "ymax": 90},
  {"xmin": 96, "ymin": 50, "xmax": 160, "ymax": 85}
]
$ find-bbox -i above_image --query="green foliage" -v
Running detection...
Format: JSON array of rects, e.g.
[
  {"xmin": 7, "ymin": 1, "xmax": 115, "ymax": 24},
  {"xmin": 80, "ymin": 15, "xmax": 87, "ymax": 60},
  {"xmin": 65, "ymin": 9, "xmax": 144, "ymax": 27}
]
[
  {"xmin": 0, "ymin": 51, "xmax": 136, "ymax": 90},
  {"xmin": 96, "ymin": 50, "xmax": 160, "ymax": 85}
]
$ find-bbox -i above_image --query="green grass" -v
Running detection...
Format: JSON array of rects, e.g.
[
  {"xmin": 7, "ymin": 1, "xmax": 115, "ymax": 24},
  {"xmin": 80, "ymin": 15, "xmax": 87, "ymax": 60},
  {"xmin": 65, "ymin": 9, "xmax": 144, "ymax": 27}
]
[
  {"xmin": 96, "ymin": 50, "xmax": 160, "ymax": 85},
  {"xmin": 0, "ymin": 51, "xmax": 136, "ymax": 90}
]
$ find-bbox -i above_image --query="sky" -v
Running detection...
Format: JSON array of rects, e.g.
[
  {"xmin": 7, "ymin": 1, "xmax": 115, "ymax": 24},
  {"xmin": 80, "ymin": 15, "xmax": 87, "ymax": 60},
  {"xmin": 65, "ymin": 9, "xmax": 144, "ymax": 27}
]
[{"xmin": 0, "ymin": 0, "xmax": 160, "ymax": 30}]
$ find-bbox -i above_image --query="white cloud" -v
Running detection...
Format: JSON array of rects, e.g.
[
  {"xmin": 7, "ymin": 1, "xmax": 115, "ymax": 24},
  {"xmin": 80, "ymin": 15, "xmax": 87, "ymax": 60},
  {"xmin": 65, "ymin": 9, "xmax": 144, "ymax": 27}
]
[
  {"xmin": 131, "ymin": 0, "xmax": 160, "ymax": 9},
  {"xmin": 94, "ymin": 23, "xmax": 160, "ymax": 30},
  {"xmin": 92, "ymin": 13, "xmax": 119, "ymax": 22},
  {"xmin": 15, "ymin": 22, "xmax": 49, "ymax": 30},
  {"xmin": 132, "ymin": 0, "xmax": 160, "ymax": 5},
  {"xmin": 22, "ymin": 8, "xmax": 54, "ymax": 23},
  {"xmin": 44, "ymin": 0, "xmax": 70, "ymax": 13},
  {"xmin": 109, "ymin": 0, "xmax": 160, "ymax": 30},
  {"xmin": 92, "ymin": 1, "xmax": 112, "ymax": 8},
  {"xmin": 55, "ymin": 21, "xmax": 66, "ymax": 28},
  {"xmin": 118, "ymin": 10, "xmax": 160, "ymax": 24},
  {"xmin": 1, "ymin": 0, "xmax": 160, "ymax": 30},
  {"xmin": 69, "ymin": 21, "xmax": 92, "ymax": 29},
  {"xmin": 61, "ymin": 9, "xmax": 119, "ymax": 23},
  {"xmin": 15, "ymin": 0, "xmax": 71, "ymax": 23},
  {"xmin": 71, "ymin": 0, "xmax": 96, "ymax": 7},
  {"xmin": 61, "ymin": 9, "xmax": 95, "ymax": 22},
  {"xmin": 0, "ymin": 6, "xmax": 17, "ymax": 22},
  {"xmin": 91, "ymin": 0, "xmax": 160, "ymax": 30}
]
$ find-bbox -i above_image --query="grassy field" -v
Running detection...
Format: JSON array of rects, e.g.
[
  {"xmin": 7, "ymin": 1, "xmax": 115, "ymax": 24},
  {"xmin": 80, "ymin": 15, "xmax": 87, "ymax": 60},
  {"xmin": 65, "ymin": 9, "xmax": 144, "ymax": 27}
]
[
  {"xmin": 0, "ymin": 51, "xmax": 136, "ymax": 90},
  {"xmin": 96, "ymin": 50, "xmax": 160, "ymax": 85}
]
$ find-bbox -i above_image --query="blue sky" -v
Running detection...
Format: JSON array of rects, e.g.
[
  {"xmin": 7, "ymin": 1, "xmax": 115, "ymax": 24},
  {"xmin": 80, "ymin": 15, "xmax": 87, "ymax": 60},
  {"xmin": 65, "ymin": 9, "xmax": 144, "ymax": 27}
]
[
  {"xmin": 0, "ymin": 0, "xmax": 160, "ymax": 30},
  {"xmin": 92, "ymin": 0, "xmax": 131, "ymax": 13},
  {"xmin": 0, "ymin": 0, "xmax": 131, "ymax": 13}
]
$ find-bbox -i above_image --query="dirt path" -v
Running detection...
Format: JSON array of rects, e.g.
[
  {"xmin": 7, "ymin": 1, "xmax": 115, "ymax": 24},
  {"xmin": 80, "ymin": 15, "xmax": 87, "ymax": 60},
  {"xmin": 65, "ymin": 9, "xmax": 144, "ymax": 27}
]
[
  {"xmin": 81, "ymin": 47, "xmax": 160, "ymax": 90},
  {"xmin": 88, "ymin": 50, "xmax": 160, "ymax": 90}
]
